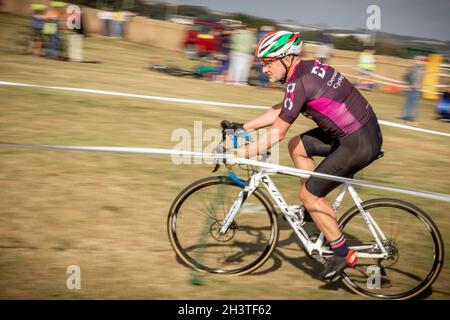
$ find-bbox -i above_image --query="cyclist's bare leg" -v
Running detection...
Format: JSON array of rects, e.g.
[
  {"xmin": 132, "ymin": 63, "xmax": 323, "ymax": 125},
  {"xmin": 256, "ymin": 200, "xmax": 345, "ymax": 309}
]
[
  {"xmin": 288, "ymin": 136, "xmax": 315, "ymax": 184},
  {"xmin": 288, "ymin": 136, "xmax": 342, "ymax": 242},
  {"xmin": 300, "ymin": 186, "xmax": 341, "ymax": 241}
]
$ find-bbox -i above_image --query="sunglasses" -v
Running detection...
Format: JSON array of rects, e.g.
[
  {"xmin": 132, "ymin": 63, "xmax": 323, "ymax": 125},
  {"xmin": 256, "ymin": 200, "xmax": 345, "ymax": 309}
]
[{"xmin": 260, "ymin": 58, "xmax": 279, "ymax": 67}]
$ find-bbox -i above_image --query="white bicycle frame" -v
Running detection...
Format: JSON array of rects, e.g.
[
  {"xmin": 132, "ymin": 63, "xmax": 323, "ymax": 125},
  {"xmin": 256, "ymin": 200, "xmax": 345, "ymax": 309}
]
[{"xmin": 219, "ymin": 163, "xmax": 391, "ymax": 261}]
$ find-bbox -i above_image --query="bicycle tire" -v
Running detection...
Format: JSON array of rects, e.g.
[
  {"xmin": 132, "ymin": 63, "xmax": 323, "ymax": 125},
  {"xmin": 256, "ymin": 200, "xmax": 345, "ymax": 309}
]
[
  {"xmin": 167, "ymin": 176, "xmax": 279, "ymax": 275},
  {"xmin": 338, "ymin": 198, "xmax": 444, "ymax": 300}
]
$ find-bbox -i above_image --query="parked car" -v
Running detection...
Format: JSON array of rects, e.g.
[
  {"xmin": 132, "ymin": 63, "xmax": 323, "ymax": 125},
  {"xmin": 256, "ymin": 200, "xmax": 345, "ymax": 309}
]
[{"xmin": 184, "ymin": 21, "xmax": 225, "ymax": 59}]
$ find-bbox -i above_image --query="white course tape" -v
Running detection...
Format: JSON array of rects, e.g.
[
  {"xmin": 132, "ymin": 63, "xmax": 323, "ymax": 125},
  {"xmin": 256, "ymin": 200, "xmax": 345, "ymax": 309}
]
[
  {"xmin": 342, "ymin": 72, "xmax": 408, "ymax": 88},
  {"xmin": 343, "ymin": 71, "xmax": 443, "ymax": 94},
  {"xmin": 1, "ymin": 143, "xmax": 449, "ymax": 203},
  {"xmin": 1, "ymin": 81, "xmax": 449, "ymax": 138},
  {"xmin": 0, "ymin": 81, "xmax": 267, "ymax": 110},
  {"xmin": 377, "ymin": 120, "xmax": 450, "ymax": 137},
  {"xmin": 329, "ymin": 64, "xmax": 356, "ymax": 67},
  {"xmin": 351, "ymin": 67, "xmax": 405, "ymax": 84}
]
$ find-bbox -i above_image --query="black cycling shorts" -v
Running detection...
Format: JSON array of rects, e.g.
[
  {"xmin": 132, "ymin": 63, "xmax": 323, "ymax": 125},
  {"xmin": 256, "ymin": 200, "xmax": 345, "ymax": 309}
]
[{"xmin": 301, "ymin": 118, "xmax": 383, "ymax": 198}]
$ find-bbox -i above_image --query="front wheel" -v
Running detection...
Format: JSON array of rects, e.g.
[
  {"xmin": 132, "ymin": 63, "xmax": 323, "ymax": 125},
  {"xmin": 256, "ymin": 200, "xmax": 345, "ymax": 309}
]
[
  {"xmin": 167, "ymin": 176, "xmax": 279, "ymax": 275},
  {"xmin": 339, "ymin": 198, "xmax": 444, "ymax": 299}
]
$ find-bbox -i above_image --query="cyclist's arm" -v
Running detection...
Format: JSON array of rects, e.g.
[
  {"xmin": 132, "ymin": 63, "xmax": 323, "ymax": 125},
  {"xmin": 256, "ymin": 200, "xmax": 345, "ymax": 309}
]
[
  {"xmin": 239, "ymin": 117, "xmax": 291, "ymax": 159},
  {"xmin": 243, "ymin": 102, "xmax": 282, "ymax": 131}
]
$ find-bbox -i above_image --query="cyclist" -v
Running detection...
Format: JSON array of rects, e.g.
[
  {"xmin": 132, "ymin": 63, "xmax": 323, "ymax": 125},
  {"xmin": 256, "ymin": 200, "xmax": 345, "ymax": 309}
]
[{"xmin": 229, "ymin": 31, "xmax": 383, "ymax": 280}]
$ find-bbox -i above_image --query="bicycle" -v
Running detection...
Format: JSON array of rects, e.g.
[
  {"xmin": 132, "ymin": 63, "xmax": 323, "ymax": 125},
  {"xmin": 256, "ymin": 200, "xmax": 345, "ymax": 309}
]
[{"xmin": 167, "ymin": 120, "xmax": 444, "ymax": 300}]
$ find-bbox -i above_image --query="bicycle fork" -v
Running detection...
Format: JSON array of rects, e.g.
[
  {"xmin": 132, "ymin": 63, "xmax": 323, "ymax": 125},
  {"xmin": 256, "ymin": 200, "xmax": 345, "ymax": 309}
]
[{"xmin": 219, "ymin": 172, "xmax": 263, "ymax": 234}]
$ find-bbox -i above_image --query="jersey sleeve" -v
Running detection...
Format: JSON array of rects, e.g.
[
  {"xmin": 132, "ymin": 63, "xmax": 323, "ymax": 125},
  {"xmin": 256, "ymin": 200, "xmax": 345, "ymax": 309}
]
[{"xmin": 278, "ymin": 79, "xmax": 307, "ymax": 124}]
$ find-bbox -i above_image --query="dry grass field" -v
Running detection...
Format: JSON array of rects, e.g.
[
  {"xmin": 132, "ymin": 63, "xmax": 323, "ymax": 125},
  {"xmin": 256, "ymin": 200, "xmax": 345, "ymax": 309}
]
[{"xmin": 0, "ymin": 13, "xmax": 449, "ymax": 299}]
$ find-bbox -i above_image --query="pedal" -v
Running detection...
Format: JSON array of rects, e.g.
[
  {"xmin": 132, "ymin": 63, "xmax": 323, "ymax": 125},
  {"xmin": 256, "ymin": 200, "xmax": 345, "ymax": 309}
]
[{"xmin": 311, "ymin": 249, "xmax": 328, "ymax": 265}]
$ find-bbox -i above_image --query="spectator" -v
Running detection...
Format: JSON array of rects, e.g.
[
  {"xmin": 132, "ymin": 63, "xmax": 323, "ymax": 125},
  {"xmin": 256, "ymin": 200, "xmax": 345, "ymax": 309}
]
[
  {"xmin": 215, "ymin": 29, "xmax": 232, "ymax": 82},
  {"xmin": 98, "ymin": 9, "xmax": 113, "ymax": 36},
  {"xmin": 227, "ymin": 25, "xmax": 256, "ymax": 86},
  {"xmin": 121, "ymin": 11, "xmax": 135, "ymax": 39},
  {"xmin": 29, "ymin": 4, "xmax": 47, "ymax": 56},
  {"xmin": 112, "ymin": 10, "xmax": 126, "ymax": 38},
  {"xmin": 43, "ymin": 1, "xmax": 64, "ymax": 60},
  {"xmin": 401, "ymin": 55, "xmax": 427, "ymax": 124},
  {"xmin": 316, "ymin": 32, "xmax": 333, "ymax": 64},
  {"xmin": 358, "ymin": 48, "xmax": 376, "ymax": 73},
  {"xmin": 436, "ymin": 88, "xmax": 450, "ymax": 121},
  {"xmin": 357, "ymin": 47, "xmax": 376, "ymax": 89}
]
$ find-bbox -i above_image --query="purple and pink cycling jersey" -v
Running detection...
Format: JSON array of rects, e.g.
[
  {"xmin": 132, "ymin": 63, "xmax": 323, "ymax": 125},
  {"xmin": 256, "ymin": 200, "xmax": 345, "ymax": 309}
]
[{"xmin": 279, "ymin": 60, "xmax": 375, "ymax": 139}]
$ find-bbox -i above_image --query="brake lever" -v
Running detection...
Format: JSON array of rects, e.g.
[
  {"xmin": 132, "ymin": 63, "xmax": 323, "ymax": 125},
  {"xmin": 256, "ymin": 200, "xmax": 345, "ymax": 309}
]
[{"xmin": 212, "ymin": 125, "xmax": 228, "ymax": 173}]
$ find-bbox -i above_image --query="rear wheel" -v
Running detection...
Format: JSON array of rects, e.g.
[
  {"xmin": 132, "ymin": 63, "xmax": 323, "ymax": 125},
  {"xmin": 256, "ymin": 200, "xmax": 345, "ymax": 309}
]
[{"xmin": 339, "ymin": 198, "xmax": 444, "ymax": 299}]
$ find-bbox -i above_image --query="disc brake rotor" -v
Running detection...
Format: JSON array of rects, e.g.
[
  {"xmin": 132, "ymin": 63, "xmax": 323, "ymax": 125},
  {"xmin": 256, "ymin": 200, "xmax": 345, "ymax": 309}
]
[{"xmin": 210, "ymin": 219, "xmax": 238, "ymax": 242}]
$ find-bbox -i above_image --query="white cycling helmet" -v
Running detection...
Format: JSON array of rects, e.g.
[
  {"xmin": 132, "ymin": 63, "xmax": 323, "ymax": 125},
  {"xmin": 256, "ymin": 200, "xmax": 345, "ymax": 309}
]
[{"xmin": 256, "ymin": 31, "xmax": 303, "ymax": 59}]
